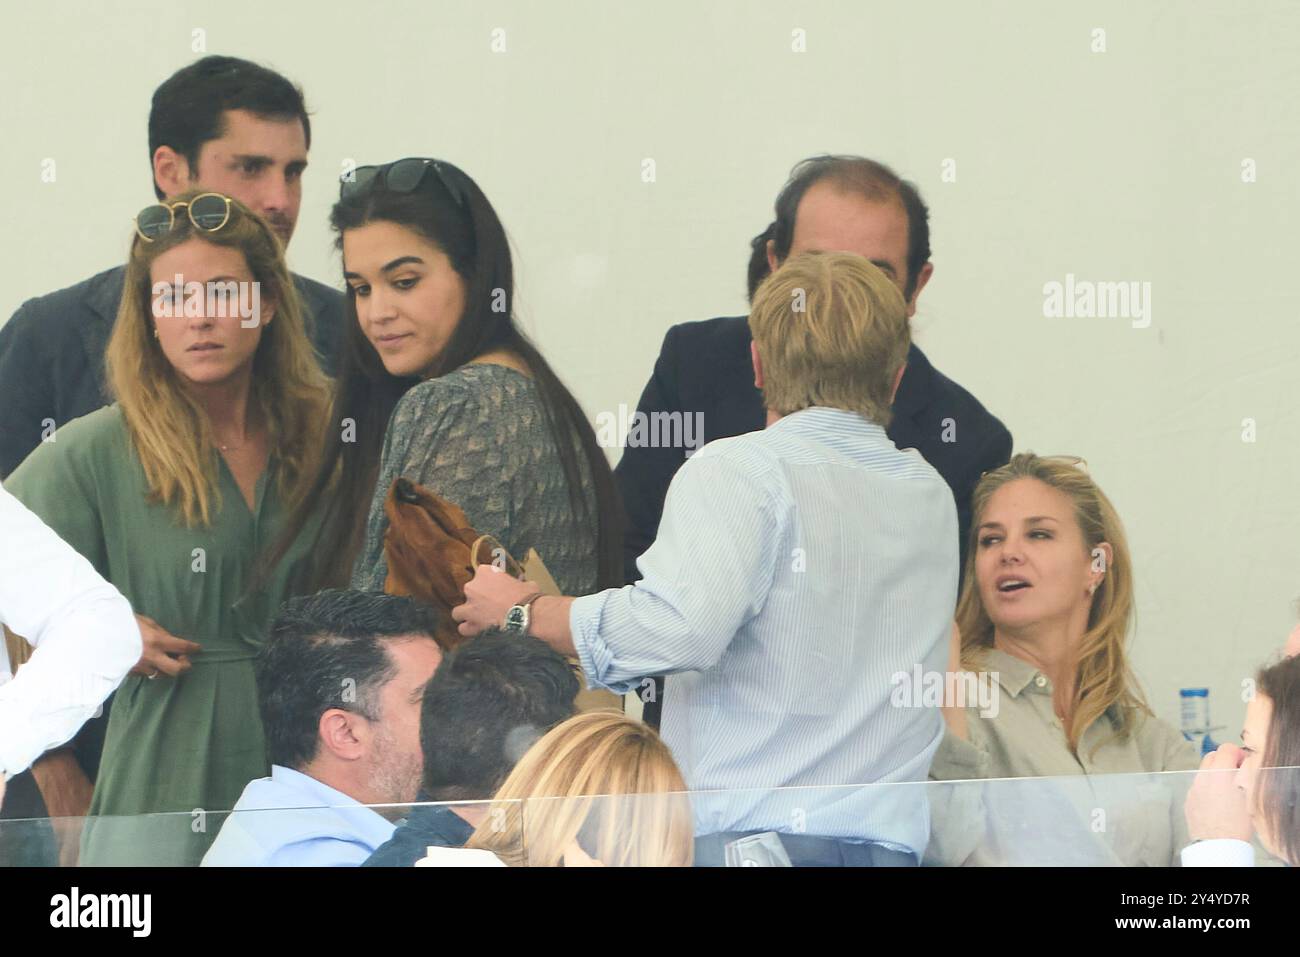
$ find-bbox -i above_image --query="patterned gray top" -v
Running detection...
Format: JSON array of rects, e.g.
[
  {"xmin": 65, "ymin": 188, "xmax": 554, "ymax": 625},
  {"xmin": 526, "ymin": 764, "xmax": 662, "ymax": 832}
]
[{"xmin": 351, "ymin": 363, "xmax": 600, "ymax": 596}]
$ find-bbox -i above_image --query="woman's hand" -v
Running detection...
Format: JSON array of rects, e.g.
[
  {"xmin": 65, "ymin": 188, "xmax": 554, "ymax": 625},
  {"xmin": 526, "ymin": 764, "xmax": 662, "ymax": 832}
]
[
  {"xmin": 129, "ymin": 614, "xmax": 201, "ymax": 679},
  {"xmin": 1184, "ymin": 744, "xmax": 1252, "ymax": 842},
  {"xmin": 941, "ymin": 621, "xmax": 970, "ymax": 740}
]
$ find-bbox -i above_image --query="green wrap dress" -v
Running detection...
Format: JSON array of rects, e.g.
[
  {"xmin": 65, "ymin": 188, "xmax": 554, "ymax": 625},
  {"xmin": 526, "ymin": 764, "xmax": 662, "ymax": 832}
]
[{"xmin": 4, "ymin": 405, "xmax": 319, "ymax": 864}]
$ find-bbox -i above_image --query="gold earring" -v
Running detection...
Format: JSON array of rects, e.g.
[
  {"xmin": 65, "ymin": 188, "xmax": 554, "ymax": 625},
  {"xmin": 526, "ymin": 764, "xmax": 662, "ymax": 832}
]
[{"xmin": 153, "ymin": 327, "xmax": 160, "ymax": 339}]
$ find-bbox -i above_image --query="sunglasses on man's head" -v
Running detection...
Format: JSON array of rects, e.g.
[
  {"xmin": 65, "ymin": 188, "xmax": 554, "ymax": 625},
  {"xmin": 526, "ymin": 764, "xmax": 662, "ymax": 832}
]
[
  {"xmin": 135, "ymin": 192, "xmax": 234, "ymax": 242},
  {"xmin": 339, "ymin": 157, "xmax": 468, "ymax": 209}
]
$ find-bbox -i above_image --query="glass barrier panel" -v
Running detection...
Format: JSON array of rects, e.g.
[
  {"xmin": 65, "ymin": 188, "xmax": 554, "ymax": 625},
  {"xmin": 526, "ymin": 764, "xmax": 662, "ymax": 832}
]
[
  {"xmin": 3, "ymin": 769, "xmax": 1294, "ymax": 867},
  {"xmin": 0, "ymin": 799, "xmax": 514, "ymax": 867}
]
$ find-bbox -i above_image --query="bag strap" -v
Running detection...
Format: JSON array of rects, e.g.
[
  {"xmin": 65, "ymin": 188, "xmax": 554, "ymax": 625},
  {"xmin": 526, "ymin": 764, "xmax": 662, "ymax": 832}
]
[{"xmin": 470, "ymin": 534, "xmax": 524, "ymax": 578}]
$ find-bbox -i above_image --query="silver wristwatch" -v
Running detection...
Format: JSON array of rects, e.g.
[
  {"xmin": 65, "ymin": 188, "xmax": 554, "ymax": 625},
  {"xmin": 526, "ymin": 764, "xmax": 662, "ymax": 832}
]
[{"xmin": 502, "ymin": 592, "xmax": 543, "ymax": 637}]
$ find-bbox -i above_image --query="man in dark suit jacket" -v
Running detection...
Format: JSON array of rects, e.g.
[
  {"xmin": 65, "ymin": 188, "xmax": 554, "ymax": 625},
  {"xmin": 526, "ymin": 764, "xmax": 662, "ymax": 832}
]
[
  {"xmin": 615, "ymin": 156, "xmax": 1011, "ymax": 725},
  {"xmin": 0, "ymin": 55, "xmax": 344, "ymax": 480},
  {"xmin": 0, "ymin": 56, "xmax": 344, "ymax": 837}
]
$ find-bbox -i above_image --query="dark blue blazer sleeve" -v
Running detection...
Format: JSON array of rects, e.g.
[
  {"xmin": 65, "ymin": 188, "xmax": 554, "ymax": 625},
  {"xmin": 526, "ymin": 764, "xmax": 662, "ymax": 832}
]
[
  {"xmin": 956, "ymin": 419, "xmax": 1013, "ymax": 557},
  {"xmin": 0, "ymin": 302, "xmax": 57, "ymax": 479},
  {"xmin": 613, "ymin": 326, "xmax": 690, "ymax": 584}
]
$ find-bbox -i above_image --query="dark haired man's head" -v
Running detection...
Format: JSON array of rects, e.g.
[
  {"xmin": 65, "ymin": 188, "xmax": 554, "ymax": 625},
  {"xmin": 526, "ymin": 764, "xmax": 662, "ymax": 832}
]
[
  {"xmin": 148, "ymin": 55, "xmax": 311, "ymax": 244},
  {"xmin": 257, "ymin": 590, "xmax": 443, "ymax": 806},
  {"xmin": 748, "ymin": 155, "xmax": 933, "ymax": 317},
  {"xmin": 419, "ymin": 635, "xmax": 578, "ymax": 801},
  {"xmin": 746, "ymin": 223, "xmax": 776, "ymax": 303}
]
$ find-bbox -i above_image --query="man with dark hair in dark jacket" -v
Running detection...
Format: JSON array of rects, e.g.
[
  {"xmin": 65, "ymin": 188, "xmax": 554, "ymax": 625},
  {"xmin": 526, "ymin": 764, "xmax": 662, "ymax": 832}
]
[
  {"xmin": 0, "ymin": 55, "xmax": 345, "ymax": 829},
  {"xmin": 616, "ymin": 155, "xmax": 1012, "ymax": 726},
  {"xmin": 0, "ymin": 55, "xmax": 343, "ymax": 480}
]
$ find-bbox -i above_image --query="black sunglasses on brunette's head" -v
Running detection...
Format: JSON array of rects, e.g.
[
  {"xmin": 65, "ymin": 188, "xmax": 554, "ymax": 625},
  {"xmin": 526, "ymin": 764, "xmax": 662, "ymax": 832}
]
[{"xmin": 338, "ymin": 157, "xmax": 468, "ymax": 208}]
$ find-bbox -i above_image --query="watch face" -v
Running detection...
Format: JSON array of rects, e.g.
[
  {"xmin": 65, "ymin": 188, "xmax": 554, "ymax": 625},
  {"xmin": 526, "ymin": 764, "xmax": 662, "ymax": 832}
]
[{"xmin": 505, "ymin": 607, "xmax": 525, "ymax": 630}]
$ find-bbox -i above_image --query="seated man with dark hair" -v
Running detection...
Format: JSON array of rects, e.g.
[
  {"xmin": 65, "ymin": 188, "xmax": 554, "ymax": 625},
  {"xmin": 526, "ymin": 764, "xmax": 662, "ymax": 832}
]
[
  {"xmin": 202, "ymin": 590, "xmax": 442, "ymax": 867},
  {"xmin": 364, "ymin": 635, "xmax": 578, "ymax": 867}
]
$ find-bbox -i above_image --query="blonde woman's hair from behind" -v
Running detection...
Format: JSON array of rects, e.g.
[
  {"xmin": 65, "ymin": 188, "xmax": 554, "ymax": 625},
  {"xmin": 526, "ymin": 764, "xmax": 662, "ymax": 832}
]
[
  {"xmin": 106, "ymin": 189, "xmax": 330, "ymax": 527},
  {"xmin": 955, "ymin": 453, "xmax": 1147, "ymax": 754},
  {"xmin": 466, "ymin": 711, "xmax": 694, "ymax": 867},
  {"xmin": 747, "ymin": 250, "xmax": 910, "ymax": 427}
]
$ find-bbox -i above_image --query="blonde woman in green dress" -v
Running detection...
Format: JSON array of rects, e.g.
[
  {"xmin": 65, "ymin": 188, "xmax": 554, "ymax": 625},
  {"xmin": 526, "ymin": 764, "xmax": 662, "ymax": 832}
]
[{"xmin": 3, "ymin": 190, "xmax": 330, "ymax": 863}]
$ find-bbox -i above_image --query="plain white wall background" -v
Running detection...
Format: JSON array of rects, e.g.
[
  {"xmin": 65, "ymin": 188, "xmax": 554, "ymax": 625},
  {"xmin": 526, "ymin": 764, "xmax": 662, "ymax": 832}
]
[{"xmin": 2, "ymin": 0, "xmax": 1298, "ymax": 734}]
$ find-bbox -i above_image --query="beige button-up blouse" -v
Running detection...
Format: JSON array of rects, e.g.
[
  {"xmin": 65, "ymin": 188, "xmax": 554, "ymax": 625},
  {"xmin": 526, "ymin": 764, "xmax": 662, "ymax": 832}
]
[{"xmin": 926, "ymin": 648, "xmax": 1200, "ymax": 866}]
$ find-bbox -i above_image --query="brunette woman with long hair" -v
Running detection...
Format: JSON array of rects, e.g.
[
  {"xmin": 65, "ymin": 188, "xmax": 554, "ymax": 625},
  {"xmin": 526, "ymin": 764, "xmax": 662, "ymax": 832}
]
[{"xmin": 276, "ymin": 158, "xmax": 621, "ymax": 606}]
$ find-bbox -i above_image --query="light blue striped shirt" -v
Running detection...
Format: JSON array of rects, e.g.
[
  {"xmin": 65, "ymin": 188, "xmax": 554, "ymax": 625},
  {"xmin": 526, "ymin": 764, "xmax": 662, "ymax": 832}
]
[{"xmin": 572, "ymin": 406, "xmax": 958, "ymax": 855}]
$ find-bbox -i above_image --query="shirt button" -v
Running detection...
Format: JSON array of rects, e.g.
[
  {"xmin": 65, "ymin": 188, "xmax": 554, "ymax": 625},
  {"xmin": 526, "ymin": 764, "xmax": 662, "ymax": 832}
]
[{"xmin": 1034, "ymin": 675, "xmax": 1047, "ymax": 688}]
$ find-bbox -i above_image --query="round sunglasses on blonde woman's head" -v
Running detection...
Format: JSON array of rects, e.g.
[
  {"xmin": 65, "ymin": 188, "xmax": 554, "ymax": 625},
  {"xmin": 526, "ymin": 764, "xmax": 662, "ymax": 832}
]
[{"xmin": 135, "ymin": 192, "xmax": 234, "ymax": 242}]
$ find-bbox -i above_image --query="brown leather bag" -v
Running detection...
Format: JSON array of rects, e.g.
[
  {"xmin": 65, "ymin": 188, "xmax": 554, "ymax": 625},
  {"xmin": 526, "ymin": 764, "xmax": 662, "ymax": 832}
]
[
  {"xmin": 382, "ymin": 477, "xmax": 485, "ymax": 649},
  {"xmin": 381, "ymin": 476, "xmax": 621, "ymax": 713}
]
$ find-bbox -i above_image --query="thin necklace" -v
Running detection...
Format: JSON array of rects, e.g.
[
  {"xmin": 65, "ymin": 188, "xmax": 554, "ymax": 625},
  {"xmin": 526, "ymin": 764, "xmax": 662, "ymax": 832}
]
[
  {"xmin": 212, "ymin": 409, "xmax": 258, "ymax": 453},
  {"xmin": 214, "ymin": 427, "xmax": 251, "ymax": 453}
]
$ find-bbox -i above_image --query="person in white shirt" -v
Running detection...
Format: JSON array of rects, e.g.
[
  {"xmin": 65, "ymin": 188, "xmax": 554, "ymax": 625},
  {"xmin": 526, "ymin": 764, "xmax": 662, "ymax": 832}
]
[
  {"xmin": 1182, "ymin": 643, "xmax": 1300, "ymax": 866},
  {"xmin": 0, "ymin": 485, "xmax": 140, "ymax": 804}
]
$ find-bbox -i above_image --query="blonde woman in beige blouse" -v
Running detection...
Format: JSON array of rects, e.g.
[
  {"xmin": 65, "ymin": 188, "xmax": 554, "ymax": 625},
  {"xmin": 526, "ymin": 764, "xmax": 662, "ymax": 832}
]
[{"xmin": 927, "ymin": 454, "xmax": 1198, "ymax": 866}]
